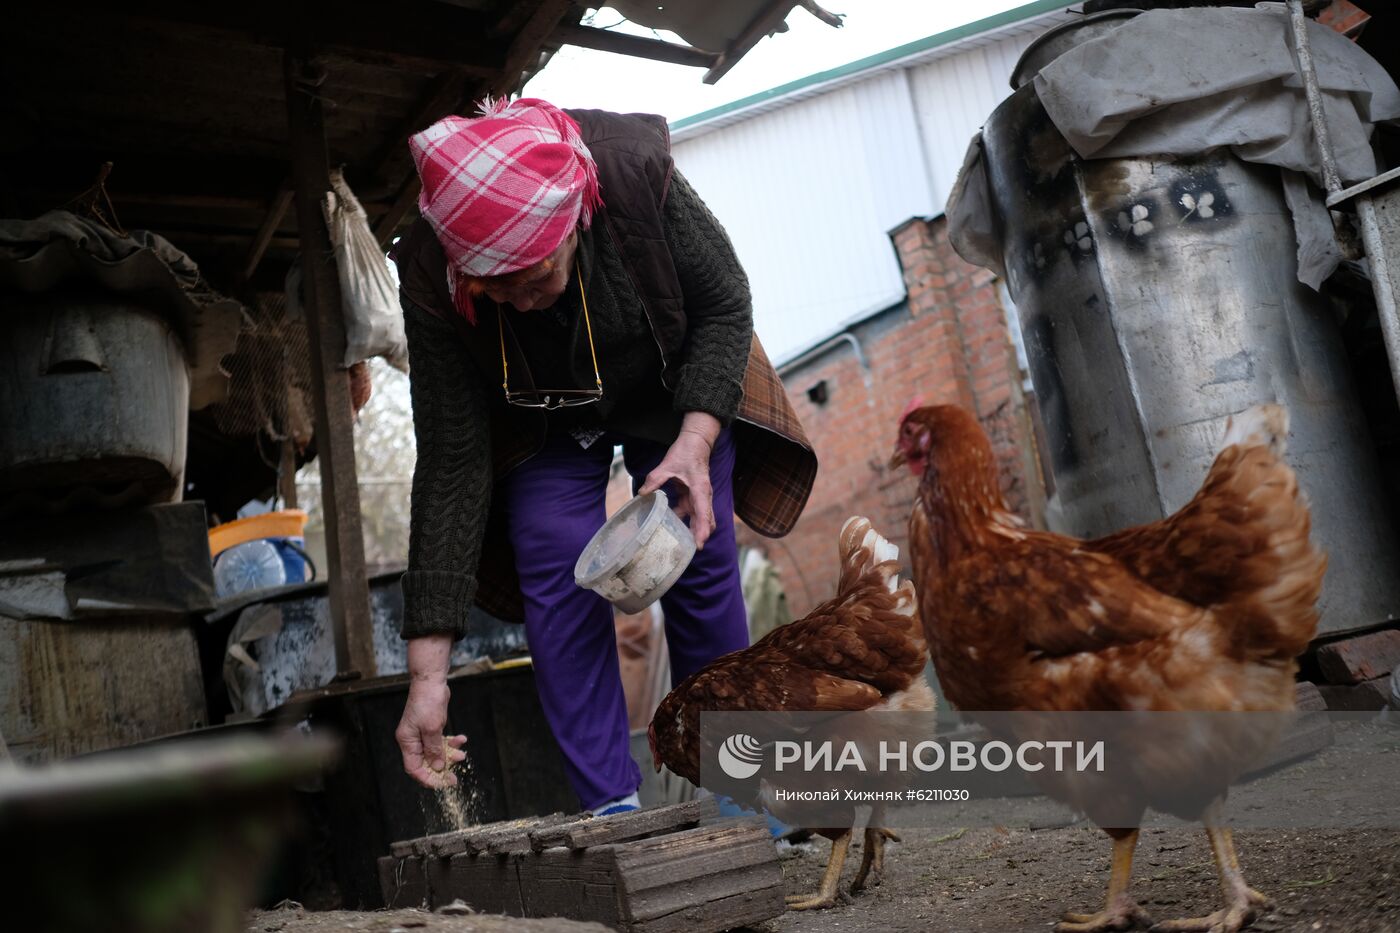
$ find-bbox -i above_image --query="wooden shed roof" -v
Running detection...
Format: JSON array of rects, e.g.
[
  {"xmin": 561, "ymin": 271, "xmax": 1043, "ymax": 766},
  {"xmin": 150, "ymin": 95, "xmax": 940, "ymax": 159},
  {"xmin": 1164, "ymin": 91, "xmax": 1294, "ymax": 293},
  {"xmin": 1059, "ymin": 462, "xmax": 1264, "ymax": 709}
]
[{"xmin": 3, "ymin": 0, "xmax": 829, "ymax": 294}]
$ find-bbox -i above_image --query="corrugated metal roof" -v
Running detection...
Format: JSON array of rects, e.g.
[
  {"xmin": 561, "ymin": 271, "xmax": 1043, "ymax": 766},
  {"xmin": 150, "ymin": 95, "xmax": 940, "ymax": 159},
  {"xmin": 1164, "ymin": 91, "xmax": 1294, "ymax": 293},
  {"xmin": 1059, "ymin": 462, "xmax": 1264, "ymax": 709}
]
[{"xmin": 671, "ymin": 0, "xmax": 1084, "ymax": 142}]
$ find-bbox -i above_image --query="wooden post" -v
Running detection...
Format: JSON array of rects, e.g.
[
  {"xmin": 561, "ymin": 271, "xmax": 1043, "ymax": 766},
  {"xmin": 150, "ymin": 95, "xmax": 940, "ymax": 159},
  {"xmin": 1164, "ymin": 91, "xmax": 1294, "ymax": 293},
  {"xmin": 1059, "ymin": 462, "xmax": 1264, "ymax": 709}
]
[
  {"xmin": 279, "ymin": 437, "xmax": 299, "ymax": 509},
  {"xmin": 284, "ymin": 48, "xmax": 377, "ymax": 678},
  {"xmin": 242, "ymin": 183, "xmax": 294, "ymax": 283}
]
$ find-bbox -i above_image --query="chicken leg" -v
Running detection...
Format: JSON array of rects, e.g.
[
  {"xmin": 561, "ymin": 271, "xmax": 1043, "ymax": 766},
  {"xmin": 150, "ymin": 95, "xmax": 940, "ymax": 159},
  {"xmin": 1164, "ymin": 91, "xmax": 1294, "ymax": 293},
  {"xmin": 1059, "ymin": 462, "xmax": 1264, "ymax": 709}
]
[
  {"xmin": 1149, "ymin": 825, "xmax": 1270, "ymax": 933},
  {"xmin": 850, "ymin": 805, "xmax": 899, "ymax": 893},
  {"xmin": 785, "ymin": 831, "xmax": 851, "ymax": 910},
  {"xmin": 1057, "ymin": 829, "xmax": 1153, "ymax": 932}
]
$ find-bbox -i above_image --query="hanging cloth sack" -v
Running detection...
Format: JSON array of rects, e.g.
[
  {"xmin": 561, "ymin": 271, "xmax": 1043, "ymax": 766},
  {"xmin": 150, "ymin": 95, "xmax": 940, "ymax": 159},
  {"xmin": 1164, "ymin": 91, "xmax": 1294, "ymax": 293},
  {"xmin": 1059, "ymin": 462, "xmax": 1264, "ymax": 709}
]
[{"xmin": 321, "ymin": 169, "xmax": 408, "ymax": 371}]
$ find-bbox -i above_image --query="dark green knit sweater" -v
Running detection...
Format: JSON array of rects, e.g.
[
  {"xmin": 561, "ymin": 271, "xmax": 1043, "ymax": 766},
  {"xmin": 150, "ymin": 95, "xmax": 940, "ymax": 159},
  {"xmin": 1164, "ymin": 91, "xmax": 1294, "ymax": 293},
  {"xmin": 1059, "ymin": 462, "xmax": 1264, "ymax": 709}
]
[{"xmin": 400, "ymin": 171, "xmax": 753, "ymax": 640}]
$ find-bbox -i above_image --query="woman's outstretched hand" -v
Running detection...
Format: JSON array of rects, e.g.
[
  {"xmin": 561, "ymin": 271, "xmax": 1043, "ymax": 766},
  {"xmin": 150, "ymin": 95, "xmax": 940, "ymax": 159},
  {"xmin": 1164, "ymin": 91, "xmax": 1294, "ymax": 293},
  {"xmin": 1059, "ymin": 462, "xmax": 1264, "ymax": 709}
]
[
  {"xmin": 397, "ymin": 633, "xmax": 468, "ymax": 788},
  {"xmin": 639, "ymin": 411, "xmax": 722, "ymax": 549}
]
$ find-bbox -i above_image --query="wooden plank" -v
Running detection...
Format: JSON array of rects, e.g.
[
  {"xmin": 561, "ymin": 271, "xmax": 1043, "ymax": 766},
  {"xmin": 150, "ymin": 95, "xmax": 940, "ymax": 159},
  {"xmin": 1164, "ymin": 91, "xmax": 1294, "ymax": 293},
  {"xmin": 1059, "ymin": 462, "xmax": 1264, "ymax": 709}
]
[
  {"xmin": 393, "ymin": 811, "xmax": 575, "ymax": 857},
  {"xmin": 490, "ymin": 0, "xmax": 577, "ymax": 96},
  {"xmin": 1317, "ymin": 629, "xmax": 1400, "ymax": 685},
  {"xmin": 374, "ymin": 173, "xmax": 426, "ymax": 248},
  {"xmin": 57, "ymin": 0, "xmax": 505, "ymax": 76},
  {"xmin": 475, "ymin": 855, "xmax": 527, "ymax": 915},
  {"xmin": 365, "ymin": 71, "xmax": 468, "ymax": 183},
  {"xmin": 632, "ymin": 886, "xmax": 788, "ymax": 933},
  {"xmin": 371, "ymin": 0, "xmax": 571, "ymax": 247},
  {"xmin": 377, "ymin": 855, "xmax": 429, "ymax": 908},
  {"xmin": 385, "ymin": 804, "xmax": 786, "ymax": 930},
  {"xmin": 519, "ymin": 846, "xmax": 623, "ymax": 927},
  {"xmin": 480, "ymin": 814, "xmax": 579, "ymax": 856},
  {"xmin": 551, "ymin": 24, "xmax": 719, "ymax": 68},
  {"xmin": 279, "ymin": 437, "xmax": 300, "ymax": 509},
  {"xmin": 426, "ymin": 852, "xmax": 518, "ymax": 913},
  {"xmin": 462, "ymin": 813, "xmax": 575, "ymax": 855},
  {"xmin": 704, "ymin": 0, "xmax": 793, "ymax": 85},
  {"xmin": 491, "ymin": 0, "xmax": 546, "ymax": 38},
  {"xmin": 0, "ymin": 614, "xmax": 206, "ymax": 765},
  {"xmin": 615, "ymin": 819, "xmax": 785, "ymax": 933},
  {"xmin": 284, "ymin": 48, "xmax": 377, "ymax": 677},
  {"xmin": 409, "ymin": 829, "xmax": 471, "ymax": 858},
  {"xmin": 529, "ymin": 798, "xmax": 718, "ymax": 851},
  {"xmin": 242, "ymin": 184, "xmax": 294, "ymax": 282},
  {"xmin": 614, "ymin": 818, "xmax": 775, "ymax": 898}
]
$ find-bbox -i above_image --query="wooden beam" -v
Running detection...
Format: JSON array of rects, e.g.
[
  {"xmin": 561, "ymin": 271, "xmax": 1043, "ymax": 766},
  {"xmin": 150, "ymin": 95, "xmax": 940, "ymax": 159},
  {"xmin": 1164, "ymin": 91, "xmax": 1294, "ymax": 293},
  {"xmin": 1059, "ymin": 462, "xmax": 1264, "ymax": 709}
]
[
  {"xmin": 243, "ymin": 183, "xmax": 294, "ymax": 283},
  {"xmin": 60, "ymin": 0, "xmax": 506, "ymax": 77},
  {"xmin": 279, "ymin": 437, "xmax": 300, "ymax": 509},
  {"xmin": 798, "ymin": 0, "xmax": 846, "ymax": 29},
  {"xmin": 491, "ymin": 0, "xmax": 548, "ymax": 38},
  {"xmin": 284, "ymin": 48, "xmax": 378, "ymax": 678},
  {"xmin": 551, "ymin": 24, "xmax": 719, "ymax": 69},
  {"xmin": 371, "ymin": 0, "xmax": 577, "ymax": 247},
  {"xmin": 491, "ymin": 0, "xmax": 579, "ymax": 97},
  {"xmin": 704, "ymin": 0, "xmax": 795, "ymax": 85},
  {"xmin": 366, "ymin": 71, "xmax": 470, "ymax": 185},
  {"xmin": 375, "ymin": 173, "xmax": 424, "ymax": 249}
]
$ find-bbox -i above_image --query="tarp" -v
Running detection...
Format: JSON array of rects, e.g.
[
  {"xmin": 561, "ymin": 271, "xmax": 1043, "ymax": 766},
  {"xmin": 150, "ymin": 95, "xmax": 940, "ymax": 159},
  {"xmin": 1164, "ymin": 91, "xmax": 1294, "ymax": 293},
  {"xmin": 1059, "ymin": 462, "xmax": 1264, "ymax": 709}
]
[
  {"xmin": 0, "ymin": 211, "xmax": 247, "ymax": 409},
  {"xmin": 949, "ymin": 5, "xmax": 1400, "ymax": 289}
]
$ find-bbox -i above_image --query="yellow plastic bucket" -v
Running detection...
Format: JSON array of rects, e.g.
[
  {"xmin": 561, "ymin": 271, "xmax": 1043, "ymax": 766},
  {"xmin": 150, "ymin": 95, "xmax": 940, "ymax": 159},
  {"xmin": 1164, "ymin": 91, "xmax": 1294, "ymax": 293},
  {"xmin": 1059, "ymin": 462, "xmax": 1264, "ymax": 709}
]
[{"xmin": 208, "ymin": 509, "xmax": 309, "ymax": 559}]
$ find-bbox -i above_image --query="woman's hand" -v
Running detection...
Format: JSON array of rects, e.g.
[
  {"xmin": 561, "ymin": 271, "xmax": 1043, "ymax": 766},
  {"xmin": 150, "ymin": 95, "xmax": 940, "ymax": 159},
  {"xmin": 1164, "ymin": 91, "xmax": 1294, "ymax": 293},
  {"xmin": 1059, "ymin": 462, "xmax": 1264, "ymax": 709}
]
[
  {"xmin": 396, "ymin": 633, "xmax": 467, "ymax": 788},
  {"xmin": 640, "ymin": 411, "xmax": 722, "ymax": 550}
]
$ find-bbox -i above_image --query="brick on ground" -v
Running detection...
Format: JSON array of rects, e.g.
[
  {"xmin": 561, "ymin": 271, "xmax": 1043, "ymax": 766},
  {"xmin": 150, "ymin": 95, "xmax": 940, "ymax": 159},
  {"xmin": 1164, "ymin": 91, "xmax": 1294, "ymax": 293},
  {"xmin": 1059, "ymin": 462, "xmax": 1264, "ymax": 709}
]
[
  {"xmin": 1316, "ymin": 629, "xmax": 1400, "ymax": 685},
  {"xmin": 1318, "ymin": 675, "xmax": 1393, "ymax": 711}
]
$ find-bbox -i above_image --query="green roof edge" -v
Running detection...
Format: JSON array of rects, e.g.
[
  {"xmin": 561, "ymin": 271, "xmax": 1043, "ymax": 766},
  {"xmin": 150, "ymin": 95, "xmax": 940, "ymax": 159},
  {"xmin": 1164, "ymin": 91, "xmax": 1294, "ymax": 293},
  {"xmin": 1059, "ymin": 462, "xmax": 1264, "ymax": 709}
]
[{"xmin": 670, "ymin": 0, "xmax": 1069, "ymax": 132}]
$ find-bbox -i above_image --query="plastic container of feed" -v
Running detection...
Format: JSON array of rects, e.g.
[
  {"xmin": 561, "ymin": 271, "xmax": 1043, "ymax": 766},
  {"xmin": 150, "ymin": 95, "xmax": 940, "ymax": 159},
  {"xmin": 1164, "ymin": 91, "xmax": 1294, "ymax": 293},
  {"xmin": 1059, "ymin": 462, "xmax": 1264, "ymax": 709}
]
[{"xmin": 574, "ymin": 490, "xmax": 696, "ymax": 613}]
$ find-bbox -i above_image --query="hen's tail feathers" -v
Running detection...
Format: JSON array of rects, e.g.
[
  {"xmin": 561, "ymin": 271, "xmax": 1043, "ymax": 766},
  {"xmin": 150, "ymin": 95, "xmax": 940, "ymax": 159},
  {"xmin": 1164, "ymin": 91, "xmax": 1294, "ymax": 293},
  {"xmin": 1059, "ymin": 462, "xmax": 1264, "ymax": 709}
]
[
  {"xmin": 838, "ymin": 516, "xmax": 900, "ymax": 592},
  {"xmin": 1221, "ymin": 404, "xmax": 1288, "ymax": 458},
  {"xmin": 1216, "ymin": 405, "xmax": 1327, "ymax": 661},
  {"xmin": 837, "ymin": 517, "xmax": 917, "ymax": 613}
]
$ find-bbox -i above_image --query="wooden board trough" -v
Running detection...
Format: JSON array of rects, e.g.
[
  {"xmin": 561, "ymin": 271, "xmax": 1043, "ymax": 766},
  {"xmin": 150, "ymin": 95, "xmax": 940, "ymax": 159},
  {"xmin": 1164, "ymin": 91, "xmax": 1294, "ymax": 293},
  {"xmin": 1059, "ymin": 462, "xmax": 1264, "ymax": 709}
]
[{"xmin": 378, "ymin": 798, "xmax": 786, "ymax": 931}]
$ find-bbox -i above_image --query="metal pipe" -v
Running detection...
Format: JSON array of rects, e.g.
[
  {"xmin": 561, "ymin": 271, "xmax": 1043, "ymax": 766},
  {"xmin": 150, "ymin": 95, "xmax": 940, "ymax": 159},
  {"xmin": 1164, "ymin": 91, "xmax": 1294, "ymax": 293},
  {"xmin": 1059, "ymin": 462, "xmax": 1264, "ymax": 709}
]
[
  {"xmin": 1354, "ymin": 198, "xmax": 1400, "ymax": 409},
  {"xmin": 777, "ymin": 332, "xmax": 873, "ymax": 389},
  {"xmin": 1287, "ymin": 0, "xmax": 1342, "ymax": 195},
  {"xmin": 1287, "ymin": 0, "xmax": 1400, "ymax": 407}
]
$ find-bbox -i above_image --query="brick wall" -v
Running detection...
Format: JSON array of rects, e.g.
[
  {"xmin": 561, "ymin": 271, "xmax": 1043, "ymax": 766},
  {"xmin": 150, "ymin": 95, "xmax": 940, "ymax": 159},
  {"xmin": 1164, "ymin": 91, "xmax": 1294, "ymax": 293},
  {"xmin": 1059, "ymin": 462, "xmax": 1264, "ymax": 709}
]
[{"xmin": 736, "ymin": 215, "xmax": 1046, "ymax": 619}]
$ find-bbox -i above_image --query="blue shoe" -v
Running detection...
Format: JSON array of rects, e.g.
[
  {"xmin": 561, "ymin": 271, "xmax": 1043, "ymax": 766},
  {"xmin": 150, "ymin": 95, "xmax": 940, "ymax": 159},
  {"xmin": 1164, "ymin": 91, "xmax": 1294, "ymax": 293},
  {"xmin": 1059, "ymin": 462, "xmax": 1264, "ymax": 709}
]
[
  {"xmin": 713, "ymin": 793, "xmax": 797, "ymax": 840},
  {"xmin": 590, "ymin": 791, "xmax": 641, "ymax": 817}
]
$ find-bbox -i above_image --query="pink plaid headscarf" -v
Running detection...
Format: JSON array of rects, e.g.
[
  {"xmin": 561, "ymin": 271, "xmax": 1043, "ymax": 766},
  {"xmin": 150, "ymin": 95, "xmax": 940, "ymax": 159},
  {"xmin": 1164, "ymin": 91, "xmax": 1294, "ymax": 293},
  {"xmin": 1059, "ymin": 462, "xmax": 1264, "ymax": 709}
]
[{"xmin": 409, "ymin": 97, "xmax": 603, "ymax": 322}]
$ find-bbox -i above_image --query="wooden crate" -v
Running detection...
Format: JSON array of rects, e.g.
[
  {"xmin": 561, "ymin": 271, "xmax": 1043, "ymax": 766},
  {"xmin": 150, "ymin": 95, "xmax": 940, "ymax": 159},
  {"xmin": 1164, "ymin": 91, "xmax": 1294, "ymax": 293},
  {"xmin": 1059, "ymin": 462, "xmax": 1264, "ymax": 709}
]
[{"xmin": 379, "ymin": 799, "xmax": 786, "ymax": 931}]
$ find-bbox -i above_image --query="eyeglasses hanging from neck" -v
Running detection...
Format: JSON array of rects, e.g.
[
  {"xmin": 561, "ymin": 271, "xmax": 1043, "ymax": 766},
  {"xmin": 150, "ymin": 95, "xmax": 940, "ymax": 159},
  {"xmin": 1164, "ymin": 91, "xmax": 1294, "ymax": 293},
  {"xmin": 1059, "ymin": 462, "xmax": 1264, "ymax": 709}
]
[{"xmin": 498, "ymin": 260, "xmax": 603, "ymax": 410}]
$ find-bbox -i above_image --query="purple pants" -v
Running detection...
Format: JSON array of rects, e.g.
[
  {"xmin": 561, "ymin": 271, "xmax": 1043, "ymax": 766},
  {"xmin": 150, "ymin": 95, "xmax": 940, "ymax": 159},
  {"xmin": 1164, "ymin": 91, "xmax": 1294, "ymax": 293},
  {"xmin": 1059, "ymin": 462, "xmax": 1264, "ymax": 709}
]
[{"xmin": 501, "ymin": 428, "xmax": 750, "ymax": 809}]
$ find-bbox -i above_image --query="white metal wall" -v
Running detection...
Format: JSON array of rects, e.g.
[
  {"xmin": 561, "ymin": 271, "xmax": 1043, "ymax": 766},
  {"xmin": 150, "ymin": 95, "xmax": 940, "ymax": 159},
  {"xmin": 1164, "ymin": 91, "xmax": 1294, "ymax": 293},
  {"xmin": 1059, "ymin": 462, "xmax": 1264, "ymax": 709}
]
[
  {"xmin": 671, "ymin": 31, "xmax": 1034, "ymax": 363},
  {"xmin": 906, "ymin": 34, "xmax": 1037, "ymax": 211}
]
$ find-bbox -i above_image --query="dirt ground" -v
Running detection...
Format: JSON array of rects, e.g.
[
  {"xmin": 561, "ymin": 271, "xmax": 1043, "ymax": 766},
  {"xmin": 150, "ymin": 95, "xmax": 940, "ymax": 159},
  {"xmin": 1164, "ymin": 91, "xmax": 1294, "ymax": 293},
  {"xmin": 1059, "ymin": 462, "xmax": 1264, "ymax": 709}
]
[
  {"xmin": 250, "ymin": 723, "xmax": 1399, "ymax": 932},
  {"xmin": 769, "ymin": 824, "xmax": 1400, "ymax": 933},
  {"xmin": 251, "ymin": 824, "xmax": 1400, "ymax": 933},
  {"xmin": 246, "ymin": 909, "xmax": 608, "ymax": 932},
  {"xmin": 763, "ymin": 717, "xmax": 1400, "ymax": 932}
]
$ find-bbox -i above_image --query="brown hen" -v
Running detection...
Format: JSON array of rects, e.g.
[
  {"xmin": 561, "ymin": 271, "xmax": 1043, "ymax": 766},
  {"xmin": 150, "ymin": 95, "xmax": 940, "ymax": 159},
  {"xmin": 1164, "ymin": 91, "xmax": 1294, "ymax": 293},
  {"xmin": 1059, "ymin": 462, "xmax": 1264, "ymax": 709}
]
[
  {"xmin": 894, "ymin": 403, "xmax": 1326, "ymax": 933},
  {"xmin": 648, "ymin": 517, "xmax": 933, "ymax": 909}
]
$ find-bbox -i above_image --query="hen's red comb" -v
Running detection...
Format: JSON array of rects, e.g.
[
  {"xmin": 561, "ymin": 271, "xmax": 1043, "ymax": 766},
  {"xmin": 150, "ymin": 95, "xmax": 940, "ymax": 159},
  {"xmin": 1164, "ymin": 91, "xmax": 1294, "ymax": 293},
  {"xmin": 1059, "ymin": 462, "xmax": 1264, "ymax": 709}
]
[{"xmin": 899, "ymin": 395, "xmax": 926, "ymax": 423}]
